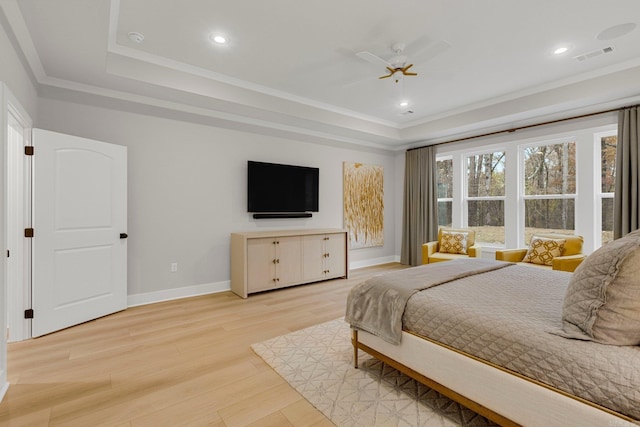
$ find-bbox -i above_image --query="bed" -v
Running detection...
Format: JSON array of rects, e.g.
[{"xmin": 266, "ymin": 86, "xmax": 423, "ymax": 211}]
[{"xmin": 345, "ymin": 239, "xmax": 640, "ymax": 426}]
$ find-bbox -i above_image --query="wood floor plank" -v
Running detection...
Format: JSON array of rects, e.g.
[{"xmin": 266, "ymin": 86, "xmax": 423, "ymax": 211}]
[
  {"xmin": 280, "ymin": 399, "xmax": 333, "ymax": 427},
  {"xmin": 218, "ymin": 383, "xmax": 302, "ymax": 427},
  {"xmin": 246, "ymin": 410, "xmax": 294, "ymax": 427},
  {"xmin": 0, "ymin": 263, "xmax": 405, "ymax": 426},
  {"xmin": 0, "ymin": 407, "xmax": 51, "ymax": 427}
]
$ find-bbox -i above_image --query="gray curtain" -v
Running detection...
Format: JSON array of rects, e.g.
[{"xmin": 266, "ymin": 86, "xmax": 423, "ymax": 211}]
[
  {"xmin": 614, "ymin": 106, "xmax": 640, "ymax": 239},
  {"xmin": 400, "ymin": 146, "xmax": 439, "ymax": 265}
]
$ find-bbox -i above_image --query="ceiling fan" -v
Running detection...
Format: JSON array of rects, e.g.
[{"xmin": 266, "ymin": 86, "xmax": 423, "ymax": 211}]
[
  {"xmin": 356, "ymin": 42, "xmax": 417, "ymax": 83},
  {"xmin": 355, "ymin": 38, "xmax": 450, "ymax": 83}
]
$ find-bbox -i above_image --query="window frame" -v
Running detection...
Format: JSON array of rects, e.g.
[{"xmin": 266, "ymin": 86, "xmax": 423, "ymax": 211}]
[
  {"xmin": 595, "ymin": 129, "xmax": 617, "ymax": 247},
  {"xmin": 436, "ymin": 156, "xmax": 454, "ymax": 227},
  {"xmin": 463, "ymin": 149, "xmax": 506, "ymax": 246},
  {"xmin": 519, "ymin": 137, "xmax": 577, "ymax": 243},
  {"xmin": 434, "ymin": 122, "xmax": 618, "ymax": 255}
]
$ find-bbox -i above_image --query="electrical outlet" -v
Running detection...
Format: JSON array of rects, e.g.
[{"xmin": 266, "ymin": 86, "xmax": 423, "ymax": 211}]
[{"xmin": 171, "ymin": 262, "xmax": 178, "ymax": 272}]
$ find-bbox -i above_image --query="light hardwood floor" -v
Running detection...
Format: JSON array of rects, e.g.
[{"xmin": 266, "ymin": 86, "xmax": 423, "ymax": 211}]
[{"xmin": 0, "ymin": 263, "xmax": 406, "ymax": 427}]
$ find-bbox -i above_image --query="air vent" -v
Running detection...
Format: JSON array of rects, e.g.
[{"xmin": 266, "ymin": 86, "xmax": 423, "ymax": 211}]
[
  {"xmin": 400, "ymin": 110, "xmax": 415, "ymax": 115},
  {"xmin": 573, "ymin": 46, "xmax": 614, "ymax": 62}
]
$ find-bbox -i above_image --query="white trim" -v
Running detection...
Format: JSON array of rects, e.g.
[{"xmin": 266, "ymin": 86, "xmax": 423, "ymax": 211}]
[
  {"xmin": 349, "ymin": 255, "xmax": 399, "ymax": 270},
  {"xmin": 0, "ymin": 83, "xmax": 7, "ymax": 401},
  {"xmin": 5, "ymin": 112, "xmax": 30, "ymax": 342},
  {"xmin": 0, "ymin": 381, "xmax": 8, "ymax": 402},
  {"xmin": 0, "ymin": 0, "xmax": 46, "ymax": 80},
  {"xmin": 4, "ymin": 89, "xmax": 32, "ymax": 342},
  {"xmin": 105, "ymin": 0, "xmax": 398, "ymax": 129},
  {"xmin": 62, "ymin": 254, "xmax": 403, "ymax": 312},
  {"xmin": 127, "ymin": 256, "xmax": 399, "ymax": 308},
  {"xmin": 400, "ymin": 57, "xmax": 640, "ymax": 130},
  {"xmin": 40, "ymin": 76, "xmax": 398, "ymax": 152},
  {"xmin": 127, "ymin": 280, "xmax": 231, "ymax": 308}
]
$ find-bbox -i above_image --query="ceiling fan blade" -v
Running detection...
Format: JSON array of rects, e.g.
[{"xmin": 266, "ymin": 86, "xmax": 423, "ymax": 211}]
[
  {"xmin": 404, "ymin": 72, "xmax": 418, "ymax": 76},
  {"xmin": 403, "ymin": 64, "xmax": 414, "ymax": 72},
  {"xmin": 405, "ymin": 35, "xmax": 432, "ymax": 51},
  {"xmin": 378, "ymin": 74, "xmax": 392, "ymax": 79},
  {"xmin": 356, "ymin": 51, "xmax": 391, "ymax": 68},
  {"xmin": 411, "ymin": 39, "xmax": 451, "ymax": 64}
]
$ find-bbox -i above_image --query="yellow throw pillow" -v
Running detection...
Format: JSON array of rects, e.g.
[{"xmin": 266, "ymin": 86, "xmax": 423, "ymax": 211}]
[
  {"xmin": 439, "ymin": 231, "xmax": 468, "ymax": 255},
  {"xmin": 522, "ymin": 237, "xmax": 566, "ymax": 266}
]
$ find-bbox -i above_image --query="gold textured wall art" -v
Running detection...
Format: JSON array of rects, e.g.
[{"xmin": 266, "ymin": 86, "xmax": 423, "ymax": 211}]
[{"xmin": 343, "ymin": 162, "xmax": 384, "ymax": 249}]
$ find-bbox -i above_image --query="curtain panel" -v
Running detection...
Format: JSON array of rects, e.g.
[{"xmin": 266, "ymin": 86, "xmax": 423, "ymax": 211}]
[
  {"xmin": 614, "ymin": 106, "xmax": 640, "ymax": 239},
  {"xmin": 400, "ymin": 146, "xmax": 438, "ymax": 265}
]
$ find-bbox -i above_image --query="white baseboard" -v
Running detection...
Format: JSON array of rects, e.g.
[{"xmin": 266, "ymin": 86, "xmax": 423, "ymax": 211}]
[
  {"xmin": 127, "ymin": 280, "xmax": 231, "ymax": 307},
  {"xmin": 0, "ymin": 381, "xmax": 9, "ymax": 402},
  {"xmin": 127, "ymin": 255, "xmax": 402, "ymax": 308},
  {"xmin": 350, "ymin": 255, "xmax": 400, "ymax": 270}
]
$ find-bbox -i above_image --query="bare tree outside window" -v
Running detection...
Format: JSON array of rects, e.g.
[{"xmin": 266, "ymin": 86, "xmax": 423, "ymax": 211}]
[
  {"xmin": 601, "ymin": 135, "xmax": 616, "ymax": 244},
  {"xmin": 522, "ymin": 142, "xmax": 576, "ymax": 243},
  {"xmin": 436, "ymin": 159, "xmax": 453, "ymax": 227},
  {"xmin": 466, "ymin": 152, "xmax": 505, "ymax": 244}
]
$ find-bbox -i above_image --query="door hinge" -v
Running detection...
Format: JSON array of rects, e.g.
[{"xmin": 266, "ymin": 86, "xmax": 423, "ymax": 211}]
[
  {"xmin": 24, "ymin": 146, "xmax": 34, "ymax": 156},
  {"xmin": 6, "ymin": 250, "xmax": 9, "ymax": 258},
  {"xmin": 24, "ymin": 228, "xmax": 34, "ymax": 238},
  {"xmin": 24, "ymin": 309, "xmax": 34, "ymax": 319}
]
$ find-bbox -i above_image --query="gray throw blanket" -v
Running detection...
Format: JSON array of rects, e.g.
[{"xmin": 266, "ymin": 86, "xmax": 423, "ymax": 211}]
[{"xmin": 345, "ymin": 259, "xmax": 514, "ymax": 344}]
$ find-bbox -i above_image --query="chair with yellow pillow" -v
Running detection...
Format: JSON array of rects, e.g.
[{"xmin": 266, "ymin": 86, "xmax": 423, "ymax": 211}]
[
  {"xmin": 422, "ymin": 228, "xmax": 482, "ymax": 264},
  {"xmin": 495, "ymin": 233, "xmax": 585, "ymax": 272}
]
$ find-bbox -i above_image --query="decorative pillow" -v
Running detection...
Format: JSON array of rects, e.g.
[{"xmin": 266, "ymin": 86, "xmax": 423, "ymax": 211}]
[
  {"xmin": 439, "ymin": 231, "xmax": 468, "ymax": 255},
  {"xmin": 522, "ymin": 237, "xmax": 565, "ymax": 266},
  {"xmin": 561, "ymin": 229, "xmax": 640, "ymax": 345}
]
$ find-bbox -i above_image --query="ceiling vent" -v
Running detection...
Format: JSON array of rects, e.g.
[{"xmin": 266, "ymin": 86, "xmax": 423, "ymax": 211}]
[
  {"xmin": 573, "ymin": 46, "xmax": 614, "ymax": 62},
  {"xmin": 400, "ymin": 110, "xmax": 415, "ymax": 115}
]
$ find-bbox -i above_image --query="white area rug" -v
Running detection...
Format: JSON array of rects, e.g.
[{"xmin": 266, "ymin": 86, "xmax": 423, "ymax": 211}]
[{"xmin": 252, "ymin": 319, "xmax": 497, "ymax": 427}]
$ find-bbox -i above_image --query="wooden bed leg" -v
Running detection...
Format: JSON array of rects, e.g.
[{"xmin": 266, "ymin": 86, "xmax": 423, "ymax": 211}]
[{"xmin": 353, "ymin": 329, "xmax": 359, "ymax": 368}]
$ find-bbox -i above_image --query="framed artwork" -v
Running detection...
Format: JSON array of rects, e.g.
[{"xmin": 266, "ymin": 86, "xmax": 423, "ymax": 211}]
[{"xmin": 343, "ymin": 162, "xmax": 384, "ymax": 249}]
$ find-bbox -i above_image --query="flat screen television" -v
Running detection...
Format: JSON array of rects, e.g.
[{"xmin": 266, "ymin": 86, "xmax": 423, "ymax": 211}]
[{"xmin": 247, "ymin": 161, "xmax": 319, "ymax": 213}]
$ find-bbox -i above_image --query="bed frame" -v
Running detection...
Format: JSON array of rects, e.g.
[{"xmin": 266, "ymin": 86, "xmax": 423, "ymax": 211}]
[{"xmin": 352, "ymin": 329, "xmax": 638, "ymax": 427}]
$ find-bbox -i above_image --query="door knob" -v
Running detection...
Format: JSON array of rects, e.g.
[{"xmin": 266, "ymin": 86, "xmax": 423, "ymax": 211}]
[{"xmin": 120, "ymin": 233, "xmax": 128, "ymax": 239}]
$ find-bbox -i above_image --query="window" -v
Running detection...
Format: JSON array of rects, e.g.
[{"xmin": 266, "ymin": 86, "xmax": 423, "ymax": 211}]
[
  {"xmin": 522, "ymin": 141, "xmax": 576, "ymax": 243},
  {"xmin": 600, "ymin": 133, "xmax": 616, "ymax": 244},
  {"xmin": 466, "ymin": 151, "xmax": 505, "ymax": 244},
  {"xmin": 435, "ymin": 121, "xmax": 616, "ymax": 254},
  {"xmin": 436, "ymin": 158, "xmax": 453, "ymax": 227}
]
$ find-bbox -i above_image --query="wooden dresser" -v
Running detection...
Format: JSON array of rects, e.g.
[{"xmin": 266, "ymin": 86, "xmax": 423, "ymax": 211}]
[{"xmin": 230, "ymin": 229, "xmax": 349, "ymax": 298}]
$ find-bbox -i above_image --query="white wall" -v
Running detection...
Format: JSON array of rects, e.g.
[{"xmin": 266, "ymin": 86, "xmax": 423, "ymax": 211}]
[
  {"xmin": 36, "ymin": 97, "xmax": 399, "ymax": 301},
  {"xmin": 0, "ymin": 13, "xmax": 37, "ymax": 120}
]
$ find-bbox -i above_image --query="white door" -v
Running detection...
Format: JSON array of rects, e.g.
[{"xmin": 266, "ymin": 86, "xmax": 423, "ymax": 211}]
[{"xmin": 31, "ymin": 129, "xmax": 127, "ymax": 337}]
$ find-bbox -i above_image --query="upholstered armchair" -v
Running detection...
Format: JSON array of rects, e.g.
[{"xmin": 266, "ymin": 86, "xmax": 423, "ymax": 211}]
[
  {"xmin": 495, "ymin": 233, "xmax": 585, "ymax": 272},
  {"xmin": 422, "ymin": 228, "xmax": 482, "ymax": 264}
]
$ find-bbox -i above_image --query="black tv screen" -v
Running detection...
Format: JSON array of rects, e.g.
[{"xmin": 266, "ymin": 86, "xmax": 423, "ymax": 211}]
[{"xmin": 247, "ymin": 161, "xmax": 319, "ymax": 213}]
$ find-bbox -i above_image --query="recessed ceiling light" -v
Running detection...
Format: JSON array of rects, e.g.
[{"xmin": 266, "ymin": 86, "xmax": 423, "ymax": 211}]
[
  {"xmin": 553, "ymin": 46, "xmax": 569, "ymax": 55},
  {"xmin": 209, "ymin": 33, "xmax": 228, "ymax": 44},
  {"xmin": 127, "ymin": 32, "xmax": 144, "ymax": 43},
  {"xmin": 399, "ymin": 101, "xmax": 409, "ymax": 107}
]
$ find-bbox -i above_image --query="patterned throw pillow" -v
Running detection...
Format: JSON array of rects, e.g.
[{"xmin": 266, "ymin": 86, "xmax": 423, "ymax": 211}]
[
  {"xmin": 522, "ymin": 237, "xmax": 565, "ymax": 265},
  {"xmin": 439, "ymin": 231, "xmax": 468, "ymax": 255}
]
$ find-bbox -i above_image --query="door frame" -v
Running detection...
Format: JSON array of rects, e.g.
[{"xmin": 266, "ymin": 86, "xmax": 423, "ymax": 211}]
[{"xmin": 4, "ymin": 85, "xmax": 32, "ymax": 342}]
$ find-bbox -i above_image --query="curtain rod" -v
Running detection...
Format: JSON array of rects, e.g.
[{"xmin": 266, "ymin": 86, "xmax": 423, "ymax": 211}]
[{"xmin": 407, "ymin": 103, "xmax": 639, "ymax": 151}]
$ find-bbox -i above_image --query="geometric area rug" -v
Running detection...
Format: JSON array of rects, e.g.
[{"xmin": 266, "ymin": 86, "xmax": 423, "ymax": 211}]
[{"xmin": 251, "ymin": 319, "xmax": 498, "ymax": 427}]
